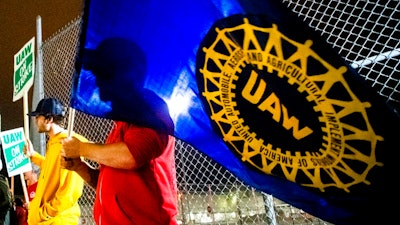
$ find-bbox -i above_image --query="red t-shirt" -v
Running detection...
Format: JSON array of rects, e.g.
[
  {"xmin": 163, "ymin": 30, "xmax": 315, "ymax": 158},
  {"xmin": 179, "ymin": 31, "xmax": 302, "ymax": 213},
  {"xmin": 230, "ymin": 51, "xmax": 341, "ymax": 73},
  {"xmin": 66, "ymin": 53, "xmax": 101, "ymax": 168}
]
[
  {"xmin": 94, "ymin": 121, "xmax": 178, "ymax": 225},
  {"xmin": 27, "ymin": 182, "xmax": 38, "ymax": 202}
]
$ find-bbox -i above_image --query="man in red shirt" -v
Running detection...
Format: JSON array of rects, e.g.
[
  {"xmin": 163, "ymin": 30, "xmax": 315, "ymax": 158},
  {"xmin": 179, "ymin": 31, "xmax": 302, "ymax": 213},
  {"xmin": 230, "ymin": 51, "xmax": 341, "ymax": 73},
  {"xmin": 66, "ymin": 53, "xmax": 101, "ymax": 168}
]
[
  {"xmin": 61, "ymin": 38, "xmax": 178, "ymax": 225},
  {"xmin": 24, "ymin": 170, "xmax": 38, "ymax": 203},
  {"xmin": 63, "ymin": 122, "xmax": 177, "ymax": 224}
]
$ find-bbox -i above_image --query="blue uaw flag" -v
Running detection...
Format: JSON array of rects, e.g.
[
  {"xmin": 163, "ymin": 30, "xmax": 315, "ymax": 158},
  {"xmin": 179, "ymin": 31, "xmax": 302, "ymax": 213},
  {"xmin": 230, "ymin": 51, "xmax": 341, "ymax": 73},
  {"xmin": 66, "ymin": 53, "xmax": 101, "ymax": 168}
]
[{"xmin": 71, "ymin": 0, "xmax": 400, "ymax": 224}]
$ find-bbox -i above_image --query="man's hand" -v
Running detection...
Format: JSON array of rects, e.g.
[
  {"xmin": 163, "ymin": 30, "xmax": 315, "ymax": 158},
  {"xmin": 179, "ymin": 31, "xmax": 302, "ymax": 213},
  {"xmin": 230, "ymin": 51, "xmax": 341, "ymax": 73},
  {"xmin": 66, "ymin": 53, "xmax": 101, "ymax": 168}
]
[
  {"xmin": 60, "ymin": 156, "xmax": 99, "ymax": 188},
  {"xmin": 60, "ymin": 156, "xmax": 83, "ymax": 172},
  {"xmin": 23, "ymin": 139, "xmax": 36, "ymax": 158},
  {"xmin": 61, "ymin": 137, "xmax": 82, "ymax": 158}
]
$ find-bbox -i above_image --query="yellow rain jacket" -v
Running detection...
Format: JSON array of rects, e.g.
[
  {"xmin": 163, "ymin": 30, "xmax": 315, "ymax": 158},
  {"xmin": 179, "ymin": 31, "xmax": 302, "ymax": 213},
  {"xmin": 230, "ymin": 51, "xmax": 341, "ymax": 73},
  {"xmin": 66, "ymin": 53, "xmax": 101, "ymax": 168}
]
[{"xmin": 28, "ymin": 131, "xmax": 88, "ymax": 225}]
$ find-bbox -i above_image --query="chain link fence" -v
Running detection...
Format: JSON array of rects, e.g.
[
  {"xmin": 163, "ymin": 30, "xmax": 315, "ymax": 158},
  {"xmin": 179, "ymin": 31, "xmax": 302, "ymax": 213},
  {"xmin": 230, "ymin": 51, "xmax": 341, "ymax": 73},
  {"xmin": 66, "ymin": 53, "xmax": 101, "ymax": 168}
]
[{"xmin": 37, "ymin": 1, "xmax": 399, "ymax": 224}]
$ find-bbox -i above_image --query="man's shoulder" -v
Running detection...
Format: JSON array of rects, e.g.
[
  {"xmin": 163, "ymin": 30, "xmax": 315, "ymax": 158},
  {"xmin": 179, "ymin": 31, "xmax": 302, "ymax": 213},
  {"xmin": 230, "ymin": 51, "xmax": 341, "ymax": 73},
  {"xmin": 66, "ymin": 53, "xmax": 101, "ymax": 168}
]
[
  {"xmin": 56, "ymin": 131, "xmax": 89, "ymax": 142},
  {"xmin": 72, "ymin": 133, "xmax": 89, "ymax": 142}
]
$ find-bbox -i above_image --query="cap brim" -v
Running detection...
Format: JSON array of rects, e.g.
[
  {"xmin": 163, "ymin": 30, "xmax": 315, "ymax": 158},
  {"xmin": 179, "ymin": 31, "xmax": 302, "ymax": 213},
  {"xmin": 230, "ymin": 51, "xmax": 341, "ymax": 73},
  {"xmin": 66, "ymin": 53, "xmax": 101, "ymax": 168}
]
[{"xmin": 27, "ymin": 112, "xmax": 40, "ymax": 116}]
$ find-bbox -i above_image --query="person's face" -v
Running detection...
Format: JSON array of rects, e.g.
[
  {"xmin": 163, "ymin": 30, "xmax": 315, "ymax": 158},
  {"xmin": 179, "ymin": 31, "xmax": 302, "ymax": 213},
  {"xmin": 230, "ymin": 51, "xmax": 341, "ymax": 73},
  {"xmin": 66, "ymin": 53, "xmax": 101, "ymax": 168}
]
[
  {"xmin": 24, "ymin": 171, "xmax": 32, "ymax": 180},
  {"xmin": 24, "ymin": 171, "xmax": 37, "ymax": 185},
  {"xmin": 34, "ymin": 115, "xmax": 51, "ymax": 133}
]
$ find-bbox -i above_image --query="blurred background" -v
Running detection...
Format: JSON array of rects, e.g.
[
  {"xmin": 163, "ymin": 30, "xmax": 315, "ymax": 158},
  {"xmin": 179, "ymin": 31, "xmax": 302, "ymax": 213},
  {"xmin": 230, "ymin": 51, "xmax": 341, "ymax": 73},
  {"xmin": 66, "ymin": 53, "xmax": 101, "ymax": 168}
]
[{"xmin": 0, "ymin": 0, "xmax": 82, "ymax": 131}]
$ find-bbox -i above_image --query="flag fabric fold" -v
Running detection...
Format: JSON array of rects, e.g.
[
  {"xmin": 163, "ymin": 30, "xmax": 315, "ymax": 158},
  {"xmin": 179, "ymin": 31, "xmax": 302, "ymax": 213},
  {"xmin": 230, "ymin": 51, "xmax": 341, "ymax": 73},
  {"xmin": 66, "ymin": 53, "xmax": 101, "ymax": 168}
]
[{"xmin": 70, "ymin": 0, "xmax": 400, "ymax": 224}]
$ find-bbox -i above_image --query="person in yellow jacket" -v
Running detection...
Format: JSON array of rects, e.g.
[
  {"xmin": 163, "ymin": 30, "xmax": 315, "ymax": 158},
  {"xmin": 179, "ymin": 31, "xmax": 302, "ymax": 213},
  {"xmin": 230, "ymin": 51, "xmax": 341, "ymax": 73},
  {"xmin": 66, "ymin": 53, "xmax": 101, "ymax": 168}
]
[{"xmin": 24, "ymin": 97, "xmax": 88, "ymax": 225}]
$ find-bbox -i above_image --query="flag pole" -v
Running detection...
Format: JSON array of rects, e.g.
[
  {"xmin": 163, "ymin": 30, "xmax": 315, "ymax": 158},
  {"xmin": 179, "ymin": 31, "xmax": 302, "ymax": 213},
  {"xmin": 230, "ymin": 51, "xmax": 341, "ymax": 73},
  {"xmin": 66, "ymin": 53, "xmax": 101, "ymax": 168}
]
[
  {"xmin": 67, "ymin": 107, "xmax": 76, "ymax": 137},
  {"xmin": 64, "ymin": 107, "xmax": 76, "ymax": 164}
]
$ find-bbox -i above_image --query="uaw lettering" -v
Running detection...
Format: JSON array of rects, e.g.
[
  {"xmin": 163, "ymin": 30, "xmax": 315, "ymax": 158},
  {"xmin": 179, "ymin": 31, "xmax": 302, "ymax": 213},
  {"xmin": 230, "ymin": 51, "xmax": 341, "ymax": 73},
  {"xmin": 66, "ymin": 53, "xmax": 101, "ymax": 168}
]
[
  {"xmin": 197, "ymin": 17, "xmax": 383, "ymax": 192},
  {"xmin": 2, "ymin": 129, "xmax": 24, "ymax": 145},
  {"xmin": 242, "ymin": 70, "xmax": 313, "ymax": 140},
  {"xmin": 13, "ymin": 38, "xmax": 35, "ymax": 101},
  {"xmin": 15, "ymin": 40, "xmax": 34, "ymax": 65}
]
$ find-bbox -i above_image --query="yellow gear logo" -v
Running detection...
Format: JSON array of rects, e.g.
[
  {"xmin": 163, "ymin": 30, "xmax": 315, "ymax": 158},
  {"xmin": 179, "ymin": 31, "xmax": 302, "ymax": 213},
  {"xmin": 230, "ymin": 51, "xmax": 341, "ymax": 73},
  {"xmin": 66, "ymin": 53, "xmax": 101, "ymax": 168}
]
[{"xmin": 197, "ymin": 17, "xmax": 383, "ymax": 192}]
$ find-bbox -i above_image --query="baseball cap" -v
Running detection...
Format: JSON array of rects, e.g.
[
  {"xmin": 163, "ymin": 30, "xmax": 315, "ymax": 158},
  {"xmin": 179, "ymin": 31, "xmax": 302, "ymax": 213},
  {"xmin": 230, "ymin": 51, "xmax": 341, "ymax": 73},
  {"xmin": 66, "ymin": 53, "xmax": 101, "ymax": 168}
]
[{"xmin": 27, "ymin": 98, "xmax": 65, "ymax": 117}]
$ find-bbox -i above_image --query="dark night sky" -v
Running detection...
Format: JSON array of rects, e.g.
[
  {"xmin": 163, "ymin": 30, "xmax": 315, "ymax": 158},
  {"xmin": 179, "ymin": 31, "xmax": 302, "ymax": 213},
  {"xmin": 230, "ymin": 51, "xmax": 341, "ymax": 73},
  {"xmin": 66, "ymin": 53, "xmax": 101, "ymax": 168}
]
[{"xmin": 0, "ymin": 0, "xmax": 83, "ymax": 131}]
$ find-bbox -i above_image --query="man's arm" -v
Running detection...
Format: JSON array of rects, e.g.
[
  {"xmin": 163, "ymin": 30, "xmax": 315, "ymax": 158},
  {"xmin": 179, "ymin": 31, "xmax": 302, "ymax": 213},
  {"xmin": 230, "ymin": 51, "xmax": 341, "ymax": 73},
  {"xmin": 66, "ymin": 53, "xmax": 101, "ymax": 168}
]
[
  {"xmin": 62, "ymin": 138, "xmax": 136, "ymax": 169},
  {"xmin": 62, "ymin": 126, "xmax": 166, "ymax": 170},
  {"xmin": 80, "ymin": 142, "xmax": 136, "ymax": 169},
  {"xmin": 24, "ymin": 139, "xmax": 45, "ymax": 167}
]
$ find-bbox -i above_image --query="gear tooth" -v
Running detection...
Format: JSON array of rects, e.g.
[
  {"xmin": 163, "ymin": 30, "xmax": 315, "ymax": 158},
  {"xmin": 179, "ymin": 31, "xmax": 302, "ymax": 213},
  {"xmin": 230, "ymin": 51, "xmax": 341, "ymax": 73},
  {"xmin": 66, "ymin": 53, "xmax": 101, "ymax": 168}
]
[
  {"xmin": 321, "ymin": 126, "xmax": 328, "ymax": 135},
  {"xmin": 286, "ymin": 74, "xmax": 296, "ymax": 85},
  {"xmin": 305, "ymin": 92, "xmax": 317, "ymax": 102},
  {"xmin": 297, "ymin": 84, "xmax": 306, "ymax": 91},
  {"xmin": 276, "ymin": 72, "xmax": 285, "ymax": 78},
  {"xmin": 232, "ymin": 73, "xmax": 239, "ymax": 81},
  {"xmin": 313, "ymin": 105, "xmax": 322, "ymax": 113}
]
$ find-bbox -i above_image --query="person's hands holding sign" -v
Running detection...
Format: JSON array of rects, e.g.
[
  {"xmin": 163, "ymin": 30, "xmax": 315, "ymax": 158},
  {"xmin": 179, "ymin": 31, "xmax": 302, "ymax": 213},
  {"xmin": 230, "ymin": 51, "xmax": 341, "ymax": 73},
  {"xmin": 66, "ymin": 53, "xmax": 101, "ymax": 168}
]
[{"xmin": 23, "ymin": 139, "xmax": 36, "ymax": 158}]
